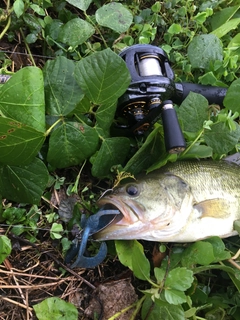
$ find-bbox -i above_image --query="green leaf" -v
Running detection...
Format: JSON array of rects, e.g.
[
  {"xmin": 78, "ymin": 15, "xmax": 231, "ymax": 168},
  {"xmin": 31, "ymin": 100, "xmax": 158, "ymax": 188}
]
[
  {"xmin": 115, "ymin": 240, "xmax": 150, "ymax": 281},
  {"xmin": 91, "ymin": 137, "xmax": 130, "ymax": 178},
  {"xmin": 33, "ymin": 297, "xmax": 78, "ymax": 320},
  {"xmin": 211, "ymin": 18, "xmax": 240, "ymax": 39},
  {"xmin": 96, "ymin": 2, "xmax": 133, "ymax": 33},
  {"xmin": 2, "ymin": 207, "xmax": 26, "ymax": 224},
  {"xmin": 178, "ymin": 92, "xmax": 209, "ymax": 133},
  {"xmin": 156, "ymin": 267, "xmax": 193, "ymax": 305},
  {"xmin": 0, "ymin": 67, "xmax": 45, "ymax": 132},
  {"xmin": 66, "ymin": 0, "xmax": 92, "ymax": 11},
  {"xmin": 223, "ymin": 78, "xmax": 240, "ymax": 113},
  {"xmin": 0, "ymin": 117, "xmax": 45, "ymax": 165},
  {"xmin": 165, "ymin": 267, "xmax": 194, "ymax": 291},
  {"xmin": 95, "ymin": 102, "xmax": 117, "ymax": 133},
  {"xmin": 154, "ymin": 267, "xmax": 165, "ymax": 284},
  {"xmin": 13, "ymin": 0, "xmax": 24, "ymax": 18},
  {"xmin": 115, "ymin": 240, "xmax": 137, "ymax": 269},
  {"xmin": 188, "ymin": 34, "xmax": 223, "ymax": 69},
  {"xmin": 179, "ymin": 145, "xmax": 213, "ymax": 160},
  {"xmin": 44, "ymin": 56, "xmax": 84, "ymax": 116},
  {"xmin": 58, "ymin": 18, "xmax": 95, "ymax": 47},
  {"xmin": 124, "ymin": 126, "xmax": 165, "ymax": 175},
  {"xmin": 164, "ymin": 289, "xmax": 187, "ymax": 305},
  {"xmin": 181, "ymin": 241, "xmax": 215, "ymax": 268},
  {"xmin": 141, "ymin": 297, "xmax": 185, "ymax": 320},
  {"xmin": 50, "ymin": 223, "xmax": 63, "ymax": 239},
  {"xmin": 168, "ymin": 23, "xmax": 182, "ymax": 34},
  {"xmin": 131, "ymin": 242, "xmax": 151, "ymax": 281},
  {"xmin": 30, "ymin": 4, "xmax": 45, "ymax": 16},
  {"xmin": 0, "ymin": 235, "xmax": 12, "ymax": 264},
  {"xmin": 74, "ymin": 48, "xmax": 131, "ymax": 105},
  {"xmin": 202, "ymin": 237, "xmax": 231, "ymax": 261},
  {"xmin": 47, "ymin": 122, "xmax": 99, "ymax": 168},
  {"xmin": 211, "ymin": 5, "xmax": 240, "ymax": 30},
  {"xmin": 228, "ymin": 33, "xmax": 240, "ymax": 50},
  {"xmin": 0, "ymin": 158, "xmax": 49, "ymax": 204},
  {"xmin": 234, "ymin": 220, "xmax": 240, "ymax": 234},
  {"xmin": 204, "ymin": 122, "xmax": 240, "ymax": 154}
]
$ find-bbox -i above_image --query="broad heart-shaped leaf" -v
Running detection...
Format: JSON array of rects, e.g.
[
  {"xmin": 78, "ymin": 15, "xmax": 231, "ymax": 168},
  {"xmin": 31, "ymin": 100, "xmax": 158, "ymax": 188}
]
[
  {"xmin": 187, "ymin": 34, "xmax": 223, "ymax": 69},
  {"xmin": 223, "ymin": 78, "xmax": 240, "ymax": 113},
  {"xmin": 178, "ymin": 92, "xmax": 209, "ymax": 133},
  {"xmin": 141, "ymin": 296, "xmax": 185, "ymax": 320},
  {"xmin": 66, "ymin": 0, "xmax": 92, "ymax": 11},
  {"xmin": 115, "ymin": 240, "xmax": 150, "ymax": 281},
  {"xmin": 0, "ymin": 117, "xmax": 45, "ymax": 165},
  {"xmin": 33, "ymin": 297, "xmax": 78, "ymax": 320},
  {"xmin": 0, "ymin": 235, "xmax": 12, "ymax": 264},
  {"xmin": 95, "ymin": 101, "xmax": 117, "ymax": 133},
  {"xmin": 58, "ymin": 18, "xmax": 95, "ymax": 47},
  {"xmin": 44, "ymin": 56, "xmax": 84, "ymax": 116},
  {"xmin": 91, "ymin": 137, "xmax": 130, "ymax": 178},
  {"xmin": 96, "ymin": 2, "xmax": 133, "ymax": 33},
  {"xmin": 0, "ymin": 67, "xmax": 45, "ymax": 132},
  {"xmin": 74, "ymin": 48, "xmax": 131, "ymax": 105},
  {"xmin": 47, "ymin": 122, "xmax": 99, "ymax": 168},
  {"xmin": 0, "ymin": 158, "xmax": 49, "ymax": 204},
  {"xmin": 204, "ymin": 121, "xmax": 240, "ymax": 154}
]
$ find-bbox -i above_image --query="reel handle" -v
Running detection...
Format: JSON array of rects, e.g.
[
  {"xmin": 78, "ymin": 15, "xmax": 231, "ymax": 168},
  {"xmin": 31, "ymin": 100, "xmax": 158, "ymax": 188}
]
[{"xmin": 162, "ymin": 100, "xmax": 186, "ymax": 153}]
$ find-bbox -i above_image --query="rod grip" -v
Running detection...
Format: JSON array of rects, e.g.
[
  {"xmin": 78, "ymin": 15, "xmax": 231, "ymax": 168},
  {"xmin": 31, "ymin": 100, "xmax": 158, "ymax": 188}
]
[{"xmin": 174, "ymin": 83, "xmax": 227, "ymax": 106}]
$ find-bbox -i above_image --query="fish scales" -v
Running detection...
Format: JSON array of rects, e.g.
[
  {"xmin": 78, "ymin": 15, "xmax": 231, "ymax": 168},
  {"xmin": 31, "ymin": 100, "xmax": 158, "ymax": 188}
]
[{"xmin": 95, "ymin": 161, "xmax": 240, "ymax": 242}]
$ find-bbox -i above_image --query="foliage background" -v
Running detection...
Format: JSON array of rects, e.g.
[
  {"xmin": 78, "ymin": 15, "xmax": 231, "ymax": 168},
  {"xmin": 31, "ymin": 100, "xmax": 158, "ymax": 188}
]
[{"xmin": 1, "ymin": 0, "xmax": 240, "ymax": 319}]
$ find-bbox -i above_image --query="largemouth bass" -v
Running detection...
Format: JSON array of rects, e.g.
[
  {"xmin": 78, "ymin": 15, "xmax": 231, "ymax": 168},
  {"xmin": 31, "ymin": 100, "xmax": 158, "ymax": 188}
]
[{"xmin": 94, "ymin": 161, "xmax": 240, "ymax": 242}]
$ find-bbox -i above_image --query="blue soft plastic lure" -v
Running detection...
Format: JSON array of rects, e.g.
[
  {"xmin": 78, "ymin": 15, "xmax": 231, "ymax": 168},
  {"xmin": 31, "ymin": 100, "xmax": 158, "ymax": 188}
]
[{"xmin": 66, "ymin": 207, "xmax": 120, "ymax": 268}]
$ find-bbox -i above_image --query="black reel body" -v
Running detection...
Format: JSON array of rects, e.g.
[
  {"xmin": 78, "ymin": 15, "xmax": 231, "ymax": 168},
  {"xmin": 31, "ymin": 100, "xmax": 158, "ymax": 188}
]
[{"xmin": 115, "ymin": 44, "xmax": 228, "ymax": 153}]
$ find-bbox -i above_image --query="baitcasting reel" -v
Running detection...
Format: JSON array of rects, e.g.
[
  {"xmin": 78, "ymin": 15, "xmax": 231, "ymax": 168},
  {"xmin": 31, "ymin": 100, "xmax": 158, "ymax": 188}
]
[{"xmin": 115, "ymin": 44, "xmax": 228, "ymax": 153}]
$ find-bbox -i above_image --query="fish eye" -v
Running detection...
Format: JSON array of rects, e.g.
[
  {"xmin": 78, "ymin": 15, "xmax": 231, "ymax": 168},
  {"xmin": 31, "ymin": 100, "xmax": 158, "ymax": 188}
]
[{"xmin": 126, "ymin": 184, "xmax": 139, "ymax": 196}]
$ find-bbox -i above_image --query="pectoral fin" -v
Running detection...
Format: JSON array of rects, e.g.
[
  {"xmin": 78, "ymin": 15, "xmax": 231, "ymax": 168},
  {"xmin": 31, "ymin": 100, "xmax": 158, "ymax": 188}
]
[{"xmin": 194, "ymin": 199, "xmax": 231, "ymax": 219}]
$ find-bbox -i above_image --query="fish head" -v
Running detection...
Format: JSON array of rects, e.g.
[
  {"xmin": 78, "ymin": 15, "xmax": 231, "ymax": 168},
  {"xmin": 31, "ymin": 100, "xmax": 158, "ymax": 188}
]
[{"xmin": 94, "ymin": 172, "xmax": 194, "ymax": 241}]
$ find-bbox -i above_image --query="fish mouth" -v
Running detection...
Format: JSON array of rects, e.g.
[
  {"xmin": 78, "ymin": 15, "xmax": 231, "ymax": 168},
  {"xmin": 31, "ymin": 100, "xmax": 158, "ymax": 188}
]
[{"xmin": 93, "ymin": 195, "xmax": 146, "ymax": 240}]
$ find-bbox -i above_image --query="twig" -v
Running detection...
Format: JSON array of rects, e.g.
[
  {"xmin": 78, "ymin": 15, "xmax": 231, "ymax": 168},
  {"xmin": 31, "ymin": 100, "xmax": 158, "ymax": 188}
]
[
  {"xmin": 0, "ymin": 296, "xmax": 33, "ymax": 311},
  {"xmin": 47, "ymin": 252, "xmax": 96, "ymax": 290},
  {"xmin": 0, "ymin": 279, "xmax": 66, "ymax": 289},
  {"xmin": 231, "ymin": 249, "xmax": 240, "ymax": 260},
  {"xmin": 4, "ymin": 259, "xmax": 32, "ymax": 318},
  {"xmin": 228, "ymin": 259, "xmax": 240, "ymax": 270},
  {"xmin": 10, "ymin": 234, "xmax": 96, "ymax": 290},
  {"xmin": 19, "ymin": 28, "xmax": 36, "ymax": 66}
]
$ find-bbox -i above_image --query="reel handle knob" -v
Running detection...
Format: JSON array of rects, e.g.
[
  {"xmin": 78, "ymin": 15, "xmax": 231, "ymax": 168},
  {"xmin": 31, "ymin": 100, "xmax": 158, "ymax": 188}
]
[{"xmin": 162, "ymin": 100, "xmax": 186, "ymax": 153}]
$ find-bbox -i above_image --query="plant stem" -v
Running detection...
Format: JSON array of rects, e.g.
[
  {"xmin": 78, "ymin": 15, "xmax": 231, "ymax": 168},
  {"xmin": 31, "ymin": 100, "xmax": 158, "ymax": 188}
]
[
  {"xmin": 19, "ymin": 28, "xmax": 36, "ymax": 66},
  {"xmin": 130, "ymin": 295, "xmax": 146, "ymax": 320},
  {"xmin": 71, "ymin": 160, "xmax": 87, "ymax": 194},
  {"xmin": 45, "ymin": 118, "xmax": 62, "ymax": 136},
  {"xmin": 0, "ymin": 15, "xmax": 11, "ymax": 40},
  {"xmin": 108, "ymin": 295, "xmax": 146, "ymax": 320},
  {"xmin": 84, "ymin": 13, "xmax": 108, "ymax": 49},
  {"xmin": 0, "ymin": 0, "xmax": 13, "ymax": 40},
  {"xmin": 180, "ymin": 129, "xmax": 204, "ymax": 157}
]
